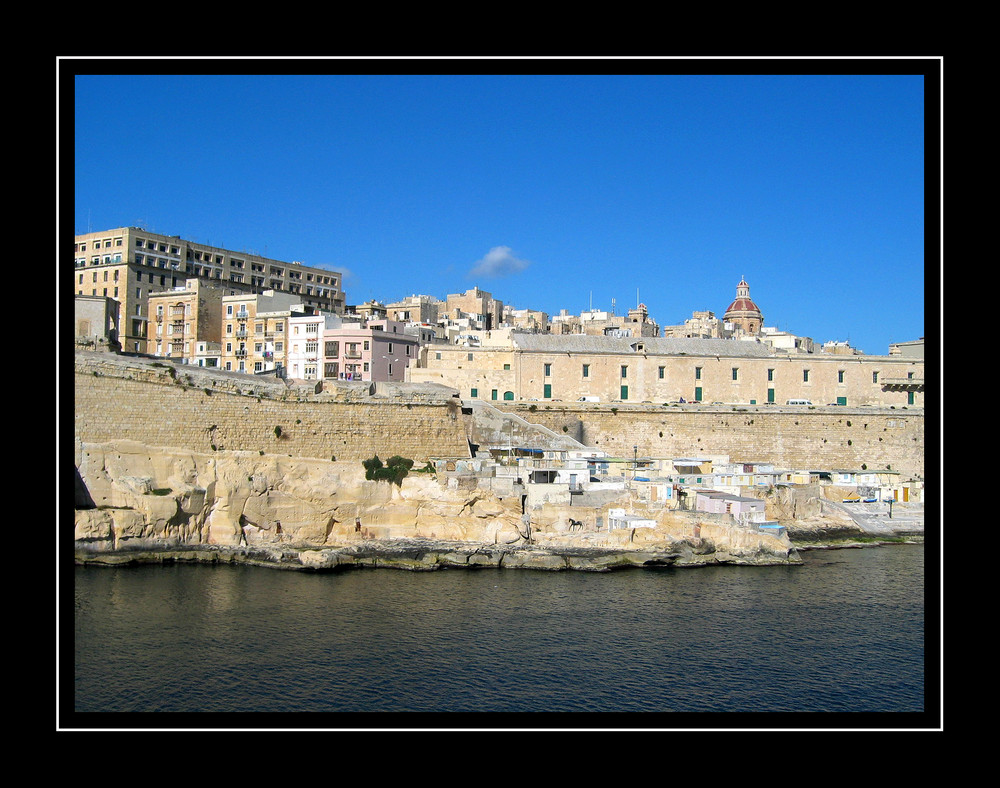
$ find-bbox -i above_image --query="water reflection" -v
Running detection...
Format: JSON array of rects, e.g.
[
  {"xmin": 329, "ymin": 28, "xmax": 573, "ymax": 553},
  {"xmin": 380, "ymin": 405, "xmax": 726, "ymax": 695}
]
[{"xmin": 73, "ymin": 545, "xmax": 926, "ymax": 715}]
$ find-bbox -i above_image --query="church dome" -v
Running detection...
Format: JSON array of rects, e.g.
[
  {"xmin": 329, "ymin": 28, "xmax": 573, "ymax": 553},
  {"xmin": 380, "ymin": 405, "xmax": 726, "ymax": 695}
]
[{"xmin": 723, "ymin": 278, "xmax": 763, "ymax": 334}]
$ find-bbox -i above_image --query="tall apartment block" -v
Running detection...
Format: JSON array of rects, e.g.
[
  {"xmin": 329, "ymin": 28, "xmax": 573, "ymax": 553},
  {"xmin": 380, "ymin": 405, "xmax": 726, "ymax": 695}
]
[{"xmin": 73, "ymin": 227, "xmax": 346, "ymax": 354}]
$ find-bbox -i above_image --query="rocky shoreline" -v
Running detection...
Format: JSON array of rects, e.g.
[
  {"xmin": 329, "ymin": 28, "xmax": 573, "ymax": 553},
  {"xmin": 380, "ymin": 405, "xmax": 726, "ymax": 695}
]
[
  {"xmin": 73, "ymin": 440, "xmax": 924, "ymax": 575},
  {"xmin": 73, "ymin": 525, "xmax": 923, "ymax": 574}
]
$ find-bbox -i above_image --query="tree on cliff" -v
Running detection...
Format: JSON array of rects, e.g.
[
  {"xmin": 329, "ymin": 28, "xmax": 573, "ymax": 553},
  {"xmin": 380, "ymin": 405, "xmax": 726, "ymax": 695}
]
[{"xmin": 362, "ymin": 455, "xmax": 414, "ymax": 486}]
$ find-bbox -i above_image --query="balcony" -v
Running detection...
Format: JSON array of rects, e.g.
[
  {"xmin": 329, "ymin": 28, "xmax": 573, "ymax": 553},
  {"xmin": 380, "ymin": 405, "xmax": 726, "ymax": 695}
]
[{"xmin": 880, "ymin": 377, "xmax": 924, "ymax": 392}]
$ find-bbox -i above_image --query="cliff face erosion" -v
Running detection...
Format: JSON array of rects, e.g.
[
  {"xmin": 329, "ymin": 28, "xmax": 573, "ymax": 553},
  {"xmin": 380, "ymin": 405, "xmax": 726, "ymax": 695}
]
[{"xmin": 74, "ymin": 439, "xmax": 806, "ymax": 571}]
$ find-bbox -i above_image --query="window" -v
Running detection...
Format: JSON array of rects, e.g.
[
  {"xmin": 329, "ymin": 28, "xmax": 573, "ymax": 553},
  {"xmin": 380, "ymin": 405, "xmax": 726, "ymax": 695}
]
[
  {"xmin": 435, "ymin": 352, "xmax": 442, "ymax": 360},
  {"xmin": 732, "ymin": 367, "xmax": 739, "ymax": 381},
  {"xmin": 471, "ymin": 388, "xmax": 478, "ymax": 398},
  {"xmin": 658, "ymin": 366, "xmax": 665, "ymax": 379},
  {"xmin": 838, "ymin": 370, "xmax": 845, "ymax": 383},
  {"xmin": 695, "ymin": 367, "xmax": 702, "ymax": 380},
  {"xmin": 364, "ymin": 340, "xmax": 370, "ymax": 351},
  {"xmin": 873, "ymin": 371, "xmax": 879, "ymax": 383},
  {"xmin": 621, "ymin": 365, "xmax": 628, "ymax": 379},
  {"xmin": 803, "ymin": 369, "xmax": 810, "ymax": 383},
  {"xmin": 544, "ymin": 363, "xmax": 551, "ymax": 376},
  {"xmin": 582, "ymin": 364, "xmax": 589, "ymax": 378},
  {"xmin": 767, "ymin": 368, "xmax": 774, "ymax": 382}
]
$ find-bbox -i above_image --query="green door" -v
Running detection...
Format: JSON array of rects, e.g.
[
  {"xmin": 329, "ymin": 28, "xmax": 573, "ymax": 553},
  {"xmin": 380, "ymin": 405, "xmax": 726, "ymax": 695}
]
[
  {"xmin": 694, "ymin": 387, "xmax": 702, "ymax": 402},
  {"xmin": 544, "ymin": 383, "xmax": 551, "ymax": 399},
  {"xmin": 620, "ymin": 385, "xmax": 628, "ymax": 400},
  {"xmin": 767, "ymin": 388, "xmax": 775, "ymax": 403}
]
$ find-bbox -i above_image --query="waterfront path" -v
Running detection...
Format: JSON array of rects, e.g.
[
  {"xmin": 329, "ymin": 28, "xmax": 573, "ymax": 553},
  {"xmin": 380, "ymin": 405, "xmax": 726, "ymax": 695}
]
[{"xmin": 822, "ymin": 500, "xmax": 924, "ymax": 538}]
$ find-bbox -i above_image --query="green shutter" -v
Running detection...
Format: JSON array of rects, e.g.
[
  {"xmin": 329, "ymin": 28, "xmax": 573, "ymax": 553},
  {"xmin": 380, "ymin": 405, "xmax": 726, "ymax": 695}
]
[
  {"xmin": 544, "ymin": 384, "xmax": 551, "ymax": 399},
  {"xmin": 621, "ymin": 385, "xmax": 628, "ymax": 400}
]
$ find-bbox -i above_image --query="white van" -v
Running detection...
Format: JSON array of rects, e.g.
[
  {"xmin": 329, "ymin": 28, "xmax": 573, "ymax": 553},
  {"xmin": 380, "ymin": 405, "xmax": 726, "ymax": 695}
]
[
  {"xmin": 577, "ymin": 396, "xmax": 601, "ymax": 402},
  {"xmin": 785, "ymin": 398, "xmax": 813, "ymax": 405}
]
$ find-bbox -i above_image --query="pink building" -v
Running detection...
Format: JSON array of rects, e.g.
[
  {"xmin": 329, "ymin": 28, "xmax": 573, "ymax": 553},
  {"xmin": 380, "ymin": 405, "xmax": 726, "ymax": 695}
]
[{"xmin": 304, "ymin": 317, "xmax": 420, "ymax": 382}]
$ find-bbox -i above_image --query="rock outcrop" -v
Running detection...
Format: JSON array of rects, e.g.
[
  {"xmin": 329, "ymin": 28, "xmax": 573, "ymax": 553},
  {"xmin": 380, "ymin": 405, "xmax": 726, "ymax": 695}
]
[{"xmin": 74, "ymin": 439, "xmax": 804, "ymax": 571}]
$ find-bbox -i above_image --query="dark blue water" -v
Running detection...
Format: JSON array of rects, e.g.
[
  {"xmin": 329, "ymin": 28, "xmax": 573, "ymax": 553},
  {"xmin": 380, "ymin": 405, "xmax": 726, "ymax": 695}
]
[{"xmin": 68, "ymin": 544, "xmax": 933, "ymax": 726}]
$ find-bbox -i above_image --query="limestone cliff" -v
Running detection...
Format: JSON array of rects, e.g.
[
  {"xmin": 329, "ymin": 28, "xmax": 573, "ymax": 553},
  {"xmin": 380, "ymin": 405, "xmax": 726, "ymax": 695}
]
[{"xmin": 74, "ymin": 439, "xmax": 803, "ymax": 570}]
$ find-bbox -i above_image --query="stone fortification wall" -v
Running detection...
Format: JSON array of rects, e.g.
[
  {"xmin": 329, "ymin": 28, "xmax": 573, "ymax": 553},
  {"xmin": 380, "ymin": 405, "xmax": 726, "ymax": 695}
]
[
  {"xmin": 503, "ymin": 402, "xmax": 925, "ymax": 479},
  {"xmin": 74, "ymin": 352, "xmax": 471, "ymax": 463}
]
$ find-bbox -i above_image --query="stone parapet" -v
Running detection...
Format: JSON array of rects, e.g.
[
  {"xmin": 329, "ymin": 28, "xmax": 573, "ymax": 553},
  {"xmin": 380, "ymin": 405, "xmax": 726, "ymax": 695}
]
[{"xmin": 74, "ymin": 351, "xmax": 470, "ymax": 463}]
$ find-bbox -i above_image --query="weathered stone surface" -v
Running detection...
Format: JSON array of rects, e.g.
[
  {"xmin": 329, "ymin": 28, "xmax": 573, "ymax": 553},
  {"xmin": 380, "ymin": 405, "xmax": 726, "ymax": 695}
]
[{"xmin": 74, "ymin": 439, "xmax": 810, "ymax": 570}]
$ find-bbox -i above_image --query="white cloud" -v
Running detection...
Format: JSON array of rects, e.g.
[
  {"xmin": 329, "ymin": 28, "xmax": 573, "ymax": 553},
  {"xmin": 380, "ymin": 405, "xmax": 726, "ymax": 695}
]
[{"xmin": 468, "ymin": 246, "xmax": 530, "ymax": 279}]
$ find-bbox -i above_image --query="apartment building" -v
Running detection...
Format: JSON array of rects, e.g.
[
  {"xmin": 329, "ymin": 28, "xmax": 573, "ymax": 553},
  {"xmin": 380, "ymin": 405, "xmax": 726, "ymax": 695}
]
[
  {"xmin": 445, "ymin": 287, "xmax": 504, "ymax": 330},
  {"xmin": 220, "ymin": 290, "xmax": 313, "ymax": 375},
  {"xmin": 550, "ymin": 304, "xmax": 660, "ymax": 337},
  {"xmin": 386, "ymin": 294, "xmax": 443, "ymax": 325},
  {"xmin": 73, "ymin": 227, "xmax": 346, "ymax": 353},
  {"xmin": 288, "ymin": 317, "xmax": 420, "ymax": 382},
  {"xmin": 146, "ymin": 279, "xmax": 227, "ymax": 363}
]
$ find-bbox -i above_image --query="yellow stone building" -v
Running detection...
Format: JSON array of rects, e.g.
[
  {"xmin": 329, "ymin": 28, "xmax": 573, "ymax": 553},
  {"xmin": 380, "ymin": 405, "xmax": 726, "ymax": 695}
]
[
  {"xmin": 74, "ymin": 227, "xmax": 345, "ymax": 354},
  {"xmin": 409, "ymin": 333, "xmax": 924, "ymax": 407}
]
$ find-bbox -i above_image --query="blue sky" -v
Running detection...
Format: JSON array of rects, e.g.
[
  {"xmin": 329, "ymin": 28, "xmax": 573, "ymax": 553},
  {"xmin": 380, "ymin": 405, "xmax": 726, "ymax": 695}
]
[{"xmin": 72, "ymin": 68, "xmax": 931, "ymax": 355}]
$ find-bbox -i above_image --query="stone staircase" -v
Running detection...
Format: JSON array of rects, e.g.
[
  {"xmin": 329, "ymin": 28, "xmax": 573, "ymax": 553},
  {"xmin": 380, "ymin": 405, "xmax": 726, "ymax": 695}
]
[{"xmin": 465, "ymin": 400, "xmax": 590, "ymax": 457}]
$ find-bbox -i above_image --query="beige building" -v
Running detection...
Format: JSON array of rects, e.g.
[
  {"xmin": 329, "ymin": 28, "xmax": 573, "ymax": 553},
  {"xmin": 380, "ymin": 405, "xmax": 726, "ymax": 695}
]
[
  {"xmin": 550, "ymin": 304, "xmax": 660, "ymax": 337},
  {"xmin": 147, "ymin": 279, "xmax": 227, "ymax": 364},
  {"xmin": 74, "ymin": 227, "xmax": 346, "ymax": 354},
  {"xmin": 220, "ymin": 290, "xmax": 316, "ymax": 375},
  {"xmin": 662, "ymin": 310, "xmax": 727, "ymax": 339},
  {"xmin": 445, "ymin": 287, "xmax": 504, "ymax": 330},
  {"xmin": 410, "ymin": 333, "xmax": 925, "ymax": 407},
  {"xmin": 74, "ymin": 295, "xmax": 121, "ymax": 351},
  {"xmin": 386, "ymin": 294, "xmax": 443, "ymax": 325},
  {"xmin": 503, "ymin": 306, "xmax": 550, "ymax": 333}
]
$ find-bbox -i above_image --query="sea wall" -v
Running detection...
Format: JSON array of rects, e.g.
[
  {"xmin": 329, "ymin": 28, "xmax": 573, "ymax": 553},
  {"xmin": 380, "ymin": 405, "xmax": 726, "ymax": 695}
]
[
  {"xmin": 500, "ymin": 402, "xmax": 925, "ymax": 479},
  {"xmin": 74, "ymin": 352, "xmax": 471, "ymax": 463}
]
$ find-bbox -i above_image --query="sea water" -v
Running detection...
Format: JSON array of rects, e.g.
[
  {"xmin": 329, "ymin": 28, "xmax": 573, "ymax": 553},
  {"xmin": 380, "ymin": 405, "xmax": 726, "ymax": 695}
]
[{"xmin": 69, "ymin": 544, "xmax": 931, "ymax": 724}]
